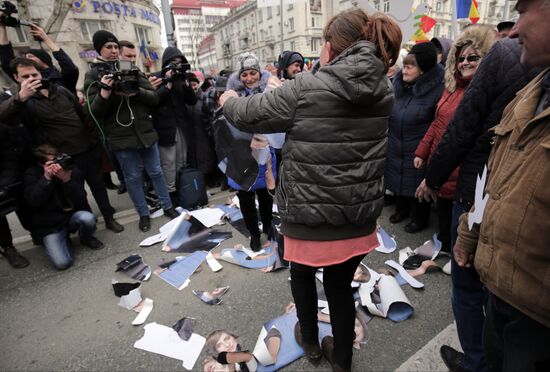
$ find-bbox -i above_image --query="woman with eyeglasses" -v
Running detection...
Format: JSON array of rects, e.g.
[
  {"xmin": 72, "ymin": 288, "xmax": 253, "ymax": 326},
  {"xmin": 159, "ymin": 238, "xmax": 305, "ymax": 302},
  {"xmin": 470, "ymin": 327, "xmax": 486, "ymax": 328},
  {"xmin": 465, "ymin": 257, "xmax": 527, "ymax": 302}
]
[
  {"xmin": 414, "ymin": 25, "xmax": 496, "ymax": 253},
  {"xmin": 385, "ymin": 42, "xmax": 445, "ymax": 234}
]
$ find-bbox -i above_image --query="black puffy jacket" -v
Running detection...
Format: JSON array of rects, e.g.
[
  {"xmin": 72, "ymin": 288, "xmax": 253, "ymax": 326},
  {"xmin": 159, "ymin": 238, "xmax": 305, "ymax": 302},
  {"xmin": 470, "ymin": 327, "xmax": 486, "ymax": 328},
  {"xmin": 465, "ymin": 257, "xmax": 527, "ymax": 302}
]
[
  {"xmin": 224, "ymin": 41, "xmax": 394, "ymax": 241},
  {"xmin": 385, "ymin": 65, "xmax": 445, "ymax": 197},
  {"xmin": 425, "ymin": 38, "xmax": 541, "ymax": 204}
]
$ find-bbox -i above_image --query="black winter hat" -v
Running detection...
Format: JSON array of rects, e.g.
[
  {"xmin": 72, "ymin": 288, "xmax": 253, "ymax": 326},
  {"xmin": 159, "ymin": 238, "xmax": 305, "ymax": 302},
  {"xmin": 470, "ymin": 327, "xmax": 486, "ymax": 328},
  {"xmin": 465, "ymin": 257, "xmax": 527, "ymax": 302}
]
[
  {"xmin": 409, "ymin": 42, "xmax": 438, "ymax": 73},
  {"xmin": 93, "ymin": 30, "xmax": 119, "ymax": 53},
  {"xmin": 27, "ymin": 49, "xmax": 53, "ymax": 67},
  {"xmin": 185, "ymin": 72, "xmax": 200, "ymax": 84}
]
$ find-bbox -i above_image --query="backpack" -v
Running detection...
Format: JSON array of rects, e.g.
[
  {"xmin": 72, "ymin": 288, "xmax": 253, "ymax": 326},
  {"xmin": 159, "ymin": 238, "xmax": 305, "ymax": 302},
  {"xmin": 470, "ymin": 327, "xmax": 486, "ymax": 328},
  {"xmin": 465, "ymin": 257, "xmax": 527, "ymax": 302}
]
[{"xmin": 177, "ymin": 167, "xmax": 208, "ymax": 210}]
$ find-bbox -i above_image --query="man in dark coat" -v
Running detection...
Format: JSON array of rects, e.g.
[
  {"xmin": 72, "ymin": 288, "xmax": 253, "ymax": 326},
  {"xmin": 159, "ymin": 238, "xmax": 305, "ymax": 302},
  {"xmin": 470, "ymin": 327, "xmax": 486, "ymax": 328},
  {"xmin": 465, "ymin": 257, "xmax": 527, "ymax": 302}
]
[
  {"xmin": 0, "ymin": 23, "xmax": 79, "ymax": 95},
  {"xmin": 85, "ymin": 31, "xmax": 180, "ymax": 232},
  {"xmin": 149, "ymin": 47, "xmax": 197, "ymax": 206},
  {"xmin": 416, "ymin": 37, "xmax": 540, "ymax": 372},
  {"xmin": 24, "ymin": 144, "xmax": 103, "ymax": 270},
  {"xmin": 0, "ymin": 57, "xmax": 124, "ymax": 234}
]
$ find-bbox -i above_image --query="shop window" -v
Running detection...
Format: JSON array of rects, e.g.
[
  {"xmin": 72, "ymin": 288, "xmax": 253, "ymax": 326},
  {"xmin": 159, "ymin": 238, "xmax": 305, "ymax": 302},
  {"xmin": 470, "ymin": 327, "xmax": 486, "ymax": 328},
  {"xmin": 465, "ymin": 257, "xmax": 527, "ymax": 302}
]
[
  {"xmin": 135, "ymin": 25, "xmax": 151, "ymax": 46},
  {"xmin": 80, "ymin": 20, "xmax": 110, "ymax": 42}
]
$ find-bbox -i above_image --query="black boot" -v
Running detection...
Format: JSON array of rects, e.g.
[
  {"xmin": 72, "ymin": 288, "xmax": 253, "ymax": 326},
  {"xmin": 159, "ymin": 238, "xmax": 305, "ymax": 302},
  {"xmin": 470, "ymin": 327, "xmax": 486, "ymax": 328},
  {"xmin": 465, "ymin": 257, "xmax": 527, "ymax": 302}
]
[
  {"xmin": 440, "ymin": 345, "xmax": 465, "ymax": 372},
  {"xmin": 103, "ymin": 173, "xmax": 119, "ymax": 190},
  {"xmin": 294, "ymin": 322, "xmax": 322, "ymax": 363},
  {"xmin": 105, "ymin": 217, "xmax": 124, "ymax": 233},
  {"xmin": 139, "ymin": 216, "xmax": 151, "ymax": 232},
  {"xmin": 164, "ymin": 208, "xmax": 180, "ymax": 220},
  {"xmin": 169, "ymin": 191, "xmax": 180, "ymax": 208},
  {"xmin": 0, "ymin": 245, "xmax": 30, "ymax": 269},
  {"xmin": 250, "ymin": 233, "xmax": 262, "ymax": 251},
  {"xmin": 321, "ymin": 336, "xmax": 351, "ymax": 372}
]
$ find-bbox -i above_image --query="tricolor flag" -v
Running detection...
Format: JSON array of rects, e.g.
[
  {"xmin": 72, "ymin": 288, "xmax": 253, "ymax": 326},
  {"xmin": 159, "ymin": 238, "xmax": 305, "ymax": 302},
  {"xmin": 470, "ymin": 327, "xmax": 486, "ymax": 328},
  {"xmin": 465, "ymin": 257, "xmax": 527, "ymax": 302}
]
[{"xmin": 457, "ymin": 0, "xmax": 480, "ymax": 24}]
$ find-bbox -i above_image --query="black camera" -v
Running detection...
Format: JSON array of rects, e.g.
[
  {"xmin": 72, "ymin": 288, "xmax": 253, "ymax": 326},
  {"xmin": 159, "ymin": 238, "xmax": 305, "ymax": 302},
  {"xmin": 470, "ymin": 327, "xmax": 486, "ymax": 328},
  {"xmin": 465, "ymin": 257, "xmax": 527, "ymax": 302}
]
[
  {"xmin": 161, "ymin": 61, "xmax": 190, "ymax": 84},
  {"xmin": 0, "ymin": 1, "xmax": 31, "ymax": 28},
  {"xmin": 53, "ymin": 153, "xmax": 74, "ymax": 170},
  {"xmin": 39, "ymin": 79, "xmax": 49, "ymax": 90},
  {"xmin": 95, "ymin": 60, "xmax": 140, "ymax": 95}
]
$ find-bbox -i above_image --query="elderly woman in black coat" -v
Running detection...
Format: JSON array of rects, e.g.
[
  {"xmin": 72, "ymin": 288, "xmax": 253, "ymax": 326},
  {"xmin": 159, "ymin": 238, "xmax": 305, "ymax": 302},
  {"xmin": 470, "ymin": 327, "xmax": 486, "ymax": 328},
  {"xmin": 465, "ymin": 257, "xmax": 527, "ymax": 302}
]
[{"xmin": 385, "ymin": 42, "xmax": 444, "ymax": 233}]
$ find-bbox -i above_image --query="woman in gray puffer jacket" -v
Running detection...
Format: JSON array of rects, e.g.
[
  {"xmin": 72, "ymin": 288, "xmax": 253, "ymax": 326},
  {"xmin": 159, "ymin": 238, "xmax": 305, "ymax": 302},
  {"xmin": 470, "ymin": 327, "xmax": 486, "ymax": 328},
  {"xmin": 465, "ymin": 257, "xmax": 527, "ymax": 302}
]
[{"xmin": 220, "ymin": 9, "xmax": 402, "ymax": 371}]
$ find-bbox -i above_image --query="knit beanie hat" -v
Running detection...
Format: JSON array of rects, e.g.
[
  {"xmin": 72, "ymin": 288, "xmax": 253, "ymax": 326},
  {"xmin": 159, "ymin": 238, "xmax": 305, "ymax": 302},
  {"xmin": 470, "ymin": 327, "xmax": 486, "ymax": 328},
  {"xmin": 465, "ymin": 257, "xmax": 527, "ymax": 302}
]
[
  {"xmin": 93, "ymin": 30, "xmax": 119, "ymax": 53},
  {"xmin": 27, "ymin": 49, "xmax": 53, "ymax": 67},
  {"xmin": 185, "ymin": 72, "xmax": 200, "ymax": 84},
  {"xmin": 409, "ymin": 42, "xmax": 438, "ymax": 73},
  {"xmin": 237, "ymin": 52, "xmax": 260, "ymax": 75}
]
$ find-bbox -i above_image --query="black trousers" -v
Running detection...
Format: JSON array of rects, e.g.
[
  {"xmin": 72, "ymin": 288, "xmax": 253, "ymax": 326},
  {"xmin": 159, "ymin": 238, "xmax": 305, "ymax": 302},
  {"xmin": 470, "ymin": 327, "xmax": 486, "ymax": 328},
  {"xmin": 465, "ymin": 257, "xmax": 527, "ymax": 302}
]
[
  {"xmin": 483, "ymin": 292, "xmax": 550, "ymax": 372},
  {"xmin": 290, "ymin": 254, "xmax": 366, "ymax": 369},
  {"xmin": 394, "ymin": 195, "xmax": 430, "ymax": 226},
  {"xmin": 436, "ymin": 198, "xmax": 453, "ymax": 252},
  {"xmin": 73, "ymin": 145, "xmax": 115, "ymax": 219},
  {"xmin": 236, "ymin": 188, "xmax": 273, "ymax": 236}
]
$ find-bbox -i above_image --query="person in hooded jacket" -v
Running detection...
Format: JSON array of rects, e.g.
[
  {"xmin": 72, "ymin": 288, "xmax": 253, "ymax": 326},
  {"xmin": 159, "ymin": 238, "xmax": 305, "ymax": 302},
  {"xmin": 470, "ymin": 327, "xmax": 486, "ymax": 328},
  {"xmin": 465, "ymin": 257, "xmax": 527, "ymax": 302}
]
[
  {"xmin": 385, "ymin": 42, "xmax": 445, "ymax": 233},
  {"xmin": 225, "ymin": 52, "xmax": 276, "ymax": 252},
  {"xmin": 0, "ymin": 23, "xmax": 79, "ymax": 95},
  {"xmin": 277, "ymin": 51, "xmax": 304, "ymax": 80},
  {"xmin": 219, "ymin": 9, "xmax": 402, "ymax": 371},
  {"xmin": 414, "ymin": 27, "xmax": 495, "ymax": 253},
  {"xmin": 431, "ymin": 37, "xmax": 453, "ymax": 66},
  {"xmin": 185, "ymin": 72, "xmax": 218, "ymax": 185},
  {"xmin": 148, "ymin": 47, "xmax": 197, "ymax": 206}
]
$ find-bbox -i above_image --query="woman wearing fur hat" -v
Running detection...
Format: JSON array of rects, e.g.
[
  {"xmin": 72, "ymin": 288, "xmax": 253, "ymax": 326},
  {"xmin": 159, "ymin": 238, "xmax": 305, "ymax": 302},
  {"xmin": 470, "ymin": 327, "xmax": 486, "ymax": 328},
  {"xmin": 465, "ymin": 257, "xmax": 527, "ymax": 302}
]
[
  {"xmin": 414, "ymin": 25, "xmax": 496, "ymax": 253},
  {"xmin": 385, "ymin": 42, "xmax": 445, "ymax": 234},
  {"xmin": 226, "ymin": 52, "xmax": 277, "ymax": 251}
]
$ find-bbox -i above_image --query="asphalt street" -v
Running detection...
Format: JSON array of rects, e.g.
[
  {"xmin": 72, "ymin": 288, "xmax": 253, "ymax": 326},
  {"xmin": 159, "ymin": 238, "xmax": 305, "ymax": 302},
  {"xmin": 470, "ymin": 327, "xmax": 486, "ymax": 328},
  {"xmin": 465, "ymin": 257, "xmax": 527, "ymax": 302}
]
[{"xmin": 0, "ymin": 187, "xmax": 456, "ymax": 371}]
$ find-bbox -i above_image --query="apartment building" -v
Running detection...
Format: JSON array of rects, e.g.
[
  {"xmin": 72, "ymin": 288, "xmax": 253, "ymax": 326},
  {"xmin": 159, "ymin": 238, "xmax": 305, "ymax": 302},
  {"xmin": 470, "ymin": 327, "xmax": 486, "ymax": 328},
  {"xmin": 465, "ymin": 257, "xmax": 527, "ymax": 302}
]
[{"xmin": 210, "ymin": 0, "xmax": 325, "ymax": 70}]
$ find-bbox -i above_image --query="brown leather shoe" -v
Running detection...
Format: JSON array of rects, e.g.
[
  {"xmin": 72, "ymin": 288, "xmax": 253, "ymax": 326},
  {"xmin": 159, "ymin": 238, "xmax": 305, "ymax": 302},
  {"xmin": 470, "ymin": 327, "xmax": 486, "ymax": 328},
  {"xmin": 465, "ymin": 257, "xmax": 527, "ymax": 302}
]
[
  {"xmin": 321, "ymin": 336, "xmax": 351, "ymax": 372},
  {"xmin": 294, "ymin": 322, "xmax": 322, "ymax": 363}
]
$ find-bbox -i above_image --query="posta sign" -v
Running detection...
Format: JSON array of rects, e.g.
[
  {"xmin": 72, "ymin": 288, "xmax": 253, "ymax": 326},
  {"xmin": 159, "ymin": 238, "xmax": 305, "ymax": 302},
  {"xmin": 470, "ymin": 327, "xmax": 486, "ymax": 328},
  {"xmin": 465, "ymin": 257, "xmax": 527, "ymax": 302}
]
[{"xmin": 72, "ymin": 1, "xmax": 161, "ymax": 25}]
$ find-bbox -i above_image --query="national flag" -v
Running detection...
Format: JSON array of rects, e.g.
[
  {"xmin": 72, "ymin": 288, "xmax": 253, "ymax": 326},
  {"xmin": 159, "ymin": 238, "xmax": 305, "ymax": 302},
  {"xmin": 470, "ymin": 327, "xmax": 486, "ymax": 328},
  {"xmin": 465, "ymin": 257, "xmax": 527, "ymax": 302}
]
[
  {"xmin": 420, "ymin": 15, "xmax": 437, "ymax": 34},
  {"xmin": 412, "ymin": 14, "xmax": 436, "ymax": 44},
  {"xmin": 139, "ymin": 39, "xmax": 153, "ymax": 68},
  {"xmin": 469, "ymin": 0, "xmax": 480, "ymax": 24},
  {"xmin": 456, "ymin": 0, "xmax": 480, "ymax": 24}
]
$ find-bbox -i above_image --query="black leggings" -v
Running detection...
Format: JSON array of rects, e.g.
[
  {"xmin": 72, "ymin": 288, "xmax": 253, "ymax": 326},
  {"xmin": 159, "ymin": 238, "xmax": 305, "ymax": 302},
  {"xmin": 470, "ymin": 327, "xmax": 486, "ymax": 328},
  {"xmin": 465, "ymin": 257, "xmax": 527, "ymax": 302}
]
[
  {"xmin": 236, "ymin": 189, "xmax": 273, "ymax": 236},
  {"xmin": 290, "ymin": 254, "xmax": 366, "ymax": 369}
]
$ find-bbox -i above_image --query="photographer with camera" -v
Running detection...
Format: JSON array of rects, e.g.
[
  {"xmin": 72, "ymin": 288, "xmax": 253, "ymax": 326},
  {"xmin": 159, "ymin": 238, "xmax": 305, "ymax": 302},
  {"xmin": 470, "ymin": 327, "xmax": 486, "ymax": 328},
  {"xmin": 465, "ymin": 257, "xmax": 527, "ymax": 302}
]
[
  {"xmin": 148, "ymin": 47, "xmax": 196, "ymax": 205},
  {"xmin": 24, "ymin": 144, "xmax": 103, "ymax": 270},
  {"xmin": 0, "ymin": 57, "xmax": 124, "ymax": 234},
  {"xmin": 85, "ymin": 31, "xmax": 179, "ymax": 232},
  {"xmin": 0, "ymin": 3, "xmax": 79, "ymax": 94}
]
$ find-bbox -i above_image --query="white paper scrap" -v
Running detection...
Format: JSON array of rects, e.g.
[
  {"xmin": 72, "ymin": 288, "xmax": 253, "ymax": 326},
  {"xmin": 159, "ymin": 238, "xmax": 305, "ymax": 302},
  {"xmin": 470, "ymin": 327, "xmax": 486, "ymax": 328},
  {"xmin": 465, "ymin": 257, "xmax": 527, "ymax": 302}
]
[
  {"xmin": 134, "ymin": 322, "xmax": 205, "ymax": 370},
  {"xmin": 132, "ymin": 298, "xmax": 153, "ymax": 325},
  {"xmin": 252, "ymin": 326, "xmax": 276, "ymax": 366},
  {"xmin": 385, "ymin": 260, "xmax": 424, "ymax": 289},
  {"xmin": 188, "ymin": 208, "xmax": 225, "ymax": 228},
  {"xmin": 206, "ymin": 252, "xmax": 223, "ymax": 272},
  {"xmin": 139, "ymin": 233, "xmax": 165, "ymax": 247},
  {"xmin": 468, "ymin": 165, "xmax": 489, "ymax": 230},
  {"xmin": 118, "ymin": 287, "xmax": 142, "ymax": 310}
]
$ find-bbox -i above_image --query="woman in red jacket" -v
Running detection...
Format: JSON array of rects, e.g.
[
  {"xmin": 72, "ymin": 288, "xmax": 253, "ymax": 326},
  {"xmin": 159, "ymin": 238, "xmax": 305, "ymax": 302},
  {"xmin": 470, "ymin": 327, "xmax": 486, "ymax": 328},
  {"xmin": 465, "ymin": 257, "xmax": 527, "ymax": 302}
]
[{"xmin": 414, "ymin": 28, "xmax": 494, "ymax": 252}]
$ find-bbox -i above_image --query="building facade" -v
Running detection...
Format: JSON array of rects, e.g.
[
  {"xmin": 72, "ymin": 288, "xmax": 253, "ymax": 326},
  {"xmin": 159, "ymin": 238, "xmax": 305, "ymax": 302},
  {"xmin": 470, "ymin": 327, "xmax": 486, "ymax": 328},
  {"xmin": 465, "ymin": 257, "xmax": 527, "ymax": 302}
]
[
  {"xmin": 197, "ymin": 33, "xmax": 217, "ymax": 74},
  {"xmin": 2, "ymin": 0, "xmax": 163, "ymax": 90},
  {"xmin": 333, "ymin": 0, "xmax": 517, "ymax": 40},
  {"xmin": 171, "ymin": 0, "xmax": 246, "ymax": 69},
  {"xmin": 211, "ymin": 0, "xmax": 325, "ymax": 71}
]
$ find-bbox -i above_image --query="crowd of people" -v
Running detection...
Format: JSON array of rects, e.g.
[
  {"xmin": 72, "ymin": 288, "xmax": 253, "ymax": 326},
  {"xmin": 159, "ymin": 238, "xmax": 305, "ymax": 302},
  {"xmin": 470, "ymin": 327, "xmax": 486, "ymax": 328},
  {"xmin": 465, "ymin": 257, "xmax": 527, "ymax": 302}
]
[{"xmin": 0, "ymin": 0, "xmax": 549, "ymax": 371}]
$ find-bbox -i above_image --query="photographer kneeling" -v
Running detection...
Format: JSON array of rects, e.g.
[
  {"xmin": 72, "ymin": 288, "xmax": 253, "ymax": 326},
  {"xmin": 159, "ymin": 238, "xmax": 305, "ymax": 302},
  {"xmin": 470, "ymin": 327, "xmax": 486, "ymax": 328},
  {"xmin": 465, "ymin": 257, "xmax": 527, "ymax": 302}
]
[
  {"xmin": 24, "ymin": 145, "xmax": 103, "ymax": 270},
  {"xmin": 84, "ymin": 31, "xmax": 179, "ymax": 232}
]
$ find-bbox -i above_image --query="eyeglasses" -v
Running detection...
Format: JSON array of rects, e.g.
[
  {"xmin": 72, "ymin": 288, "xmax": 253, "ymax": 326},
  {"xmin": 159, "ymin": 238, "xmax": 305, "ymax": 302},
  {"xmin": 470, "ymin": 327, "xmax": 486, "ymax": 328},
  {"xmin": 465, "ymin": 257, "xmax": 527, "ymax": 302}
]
[{"xmin": 458, "ymin": 55, "xmax": 481, "ymax": 63}]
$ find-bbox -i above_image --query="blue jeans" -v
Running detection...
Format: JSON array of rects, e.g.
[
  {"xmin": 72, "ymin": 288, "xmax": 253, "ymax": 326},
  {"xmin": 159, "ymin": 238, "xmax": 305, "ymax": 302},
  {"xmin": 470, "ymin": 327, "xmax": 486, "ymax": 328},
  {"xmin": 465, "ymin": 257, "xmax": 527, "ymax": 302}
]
[
  {"xmin": 114, "ymin": 144, "xmax": 173, "ymax": 216},
  {"xmin": 451, "ymin": 201, "xmax": 488, "ymax": 372},
  {"xmin": 42, "ymin": 211, "xmax": 97, "ymax": 270}
]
